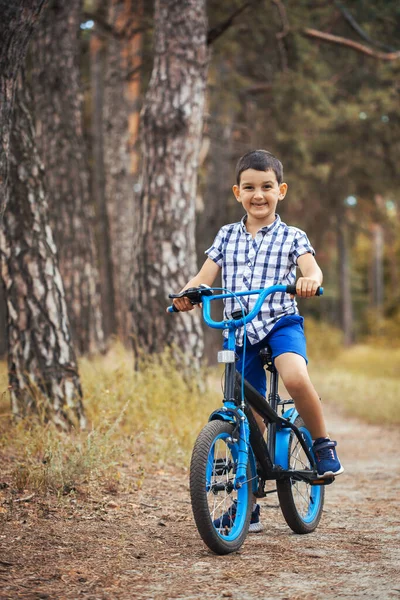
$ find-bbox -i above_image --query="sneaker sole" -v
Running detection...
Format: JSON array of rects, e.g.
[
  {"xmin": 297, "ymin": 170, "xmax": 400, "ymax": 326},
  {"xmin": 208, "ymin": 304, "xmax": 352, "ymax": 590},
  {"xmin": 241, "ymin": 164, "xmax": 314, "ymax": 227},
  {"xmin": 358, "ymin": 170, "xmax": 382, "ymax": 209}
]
[
  {"xmin": 317, "ymin": 465, "xmax": 345, "ymax": 478},
  {"xmin": 249, "ymin": 521, "xmax": 263, "ymax": 533}
]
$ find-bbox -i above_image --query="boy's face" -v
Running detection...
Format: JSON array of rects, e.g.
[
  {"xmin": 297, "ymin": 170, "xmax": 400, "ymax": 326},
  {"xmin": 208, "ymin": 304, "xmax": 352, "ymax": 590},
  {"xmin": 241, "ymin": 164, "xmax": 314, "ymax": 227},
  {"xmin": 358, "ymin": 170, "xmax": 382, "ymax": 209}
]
[{"xmin": 232, "ymin": 169, "xmax": 287, "ymax": 226}]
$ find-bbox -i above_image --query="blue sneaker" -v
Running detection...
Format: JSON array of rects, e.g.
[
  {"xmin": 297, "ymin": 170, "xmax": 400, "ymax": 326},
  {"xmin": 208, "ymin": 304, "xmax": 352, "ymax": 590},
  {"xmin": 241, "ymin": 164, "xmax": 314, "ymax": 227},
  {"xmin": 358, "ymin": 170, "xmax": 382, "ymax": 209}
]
[
  {"xmin": 213, "ymin": 501, "xmax": 236, "ymax": 530},
  {"xmin": 213, "ymin": 502, "xmax": 263, "ymax": 533},
  {"xmin": 248, "ymin": 503, "xmax": 263, "ymax": 533},
  {"xmin": 313, "ymin": 437, "xmax": 344, "ymax": 478}
]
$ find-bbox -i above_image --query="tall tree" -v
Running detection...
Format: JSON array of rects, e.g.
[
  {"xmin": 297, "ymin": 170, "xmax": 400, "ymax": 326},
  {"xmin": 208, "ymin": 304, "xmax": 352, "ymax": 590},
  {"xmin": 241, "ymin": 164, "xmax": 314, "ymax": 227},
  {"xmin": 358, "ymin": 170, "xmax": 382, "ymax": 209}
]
[
  {"xmin": 103, "ymin": 0, "xmax": 144, "ymax": 338},
  {"xmin": 0, "ymin": 74, "xmax": 85, "ymax": 429},
  {"xmin": 90, "ymin": 16, "xmax": 118, "ymax": 340},
  {"xmin": 0, "ymin": 0, "xmax": 46, "ymax": 217},
  {"xmin": 30, "ymin": 0, "xmax": 104, "ymax": 355},
  {"xmin": 129, "ymin": 0, "xmax": 208, "ymax": 358}
]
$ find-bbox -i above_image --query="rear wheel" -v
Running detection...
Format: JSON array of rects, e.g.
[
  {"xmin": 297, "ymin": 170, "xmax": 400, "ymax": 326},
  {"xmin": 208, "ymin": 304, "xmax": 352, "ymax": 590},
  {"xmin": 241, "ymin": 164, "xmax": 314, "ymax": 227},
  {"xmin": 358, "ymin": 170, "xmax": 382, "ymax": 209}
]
[
  {"xmin": 277, "ymin": 416, "xmax": 324, "ymax": 533},
  {"xmin": 190, "ymin": 420, "xmax": 253, "ymax": 555}
]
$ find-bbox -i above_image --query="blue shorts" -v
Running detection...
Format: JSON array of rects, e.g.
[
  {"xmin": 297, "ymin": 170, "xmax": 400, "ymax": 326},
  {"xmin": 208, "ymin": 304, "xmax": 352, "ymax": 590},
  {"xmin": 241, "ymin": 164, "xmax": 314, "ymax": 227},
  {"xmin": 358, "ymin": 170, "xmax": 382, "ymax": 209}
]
[{"xmin": 224, "ymin": 314, "xmax": 307, "ymax": 398}]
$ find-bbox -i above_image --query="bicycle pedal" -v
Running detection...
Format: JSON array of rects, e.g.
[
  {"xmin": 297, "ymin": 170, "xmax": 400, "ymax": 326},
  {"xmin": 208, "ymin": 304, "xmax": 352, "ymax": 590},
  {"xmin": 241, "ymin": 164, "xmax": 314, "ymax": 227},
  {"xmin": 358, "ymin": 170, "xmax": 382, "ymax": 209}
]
[{"xmin": 310, "ymin": 476, "xmax": 335, "ymax": 486}]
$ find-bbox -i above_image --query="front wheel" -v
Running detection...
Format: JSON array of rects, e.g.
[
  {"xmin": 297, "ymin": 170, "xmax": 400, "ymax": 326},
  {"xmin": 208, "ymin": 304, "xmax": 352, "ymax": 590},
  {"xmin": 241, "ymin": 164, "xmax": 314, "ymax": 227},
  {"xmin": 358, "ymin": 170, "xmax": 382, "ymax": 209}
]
[
  {"xmin": 190, "ymin": 420, "xmax": 253, "ymax": 555},
  {"xmin": 277, "ymin": 416, "xmax": 325, "ymax": 534}
]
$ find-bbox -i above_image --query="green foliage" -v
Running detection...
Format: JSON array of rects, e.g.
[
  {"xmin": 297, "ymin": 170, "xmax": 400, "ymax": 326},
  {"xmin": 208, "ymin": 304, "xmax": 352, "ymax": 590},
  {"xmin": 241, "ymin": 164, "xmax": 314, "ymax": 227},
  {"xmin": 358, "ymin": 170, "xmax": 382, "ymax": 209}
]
[{"xmin": 205, "ymin": 1, "xmax": 400, "ymax": 337}]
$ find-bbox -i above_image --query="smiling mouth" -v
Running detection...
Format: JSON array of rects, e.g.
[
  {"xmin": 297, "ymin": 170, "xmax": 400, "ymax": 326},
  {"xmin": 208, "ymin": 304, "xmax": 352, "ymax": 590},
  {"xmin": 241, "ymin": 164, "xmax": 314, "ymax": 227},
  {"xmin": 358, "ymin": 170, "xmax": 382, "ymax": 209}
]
[{"xmin": 251, "ymin": 202, "xmax": 267, "ymax": 207}]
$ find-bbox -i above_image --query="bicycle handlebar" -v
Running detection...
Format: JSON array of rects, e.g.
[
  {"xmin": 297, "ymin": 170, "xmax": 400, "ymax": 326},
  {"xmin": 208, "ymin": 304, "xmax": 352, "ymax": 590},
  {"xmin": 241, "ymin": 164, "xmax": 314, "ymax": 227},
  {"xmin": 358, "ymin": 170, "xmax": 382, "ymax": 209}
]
[{"xmin": 167, "ymin": 284, "xmax": 323, "ymax": 330}]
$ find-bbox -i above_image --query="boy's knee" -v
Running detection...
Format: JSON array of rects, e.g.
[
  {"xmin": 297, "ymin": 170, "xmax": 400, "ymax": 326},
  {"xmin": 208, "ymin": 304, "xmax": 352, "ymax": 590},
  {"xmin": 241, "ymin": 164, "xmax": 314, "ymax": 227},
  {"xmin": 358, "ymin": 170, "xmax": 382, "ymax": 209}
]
[{"xmin": 282, "ymin": 371, "xmax": 311, "ymax": 397}]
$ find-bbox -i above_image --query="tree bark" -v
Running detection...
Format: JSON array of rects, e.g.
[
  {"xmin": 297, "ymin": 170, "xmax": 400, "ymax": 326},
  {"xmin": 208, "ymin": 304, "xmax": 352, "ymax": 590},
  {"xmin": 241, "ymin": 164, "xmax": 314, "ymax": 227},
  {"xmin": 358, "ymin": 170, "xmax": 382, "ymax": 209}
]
[
  {"xmin": 30, "ymin": 0, "xmax": 104, "ymax": 355},
  {"xmin": 90, "ymin": 29, "xmax": 118, "ymax": 340},
  {"xmin": 0, "ymin": 75, "xmax": 85, "ymax": 429},
  {"xmin": 196, "ymin": 107, "xmax": 236, "ymax": 363},
  {"xmin": 103, "ymin": 0, "xmax": 143, "ymax": 338},
  {"xmin": 130, "ymin": 0, "xmax": 208, "ymax": 359},
  {"xmin": 0, "ymin": 0, "xmax": 46, "ymax": 216},
  {"xmin": 336, "ymin": 215, "xmax": 354, "ymax": 346},
  {"xmin": 370, "ymin": 222, "xmax": 384, "ymax": 317},
  {"xmin": 0, "ymin": 281, "xmax": 6, "ymax": 357}
]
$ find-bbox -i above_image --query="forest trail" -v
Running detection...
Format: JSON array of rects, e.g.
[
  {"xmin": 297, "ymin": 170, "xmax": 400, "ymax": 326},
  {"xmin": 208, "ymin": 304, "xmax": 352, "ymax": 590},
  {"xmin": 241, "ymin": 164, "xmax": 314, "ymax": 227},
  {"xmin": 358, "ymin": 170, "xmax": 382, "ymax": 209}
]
[{"xmin": 1, "ymin": 403, "xmax": 400, "ymax": 600}]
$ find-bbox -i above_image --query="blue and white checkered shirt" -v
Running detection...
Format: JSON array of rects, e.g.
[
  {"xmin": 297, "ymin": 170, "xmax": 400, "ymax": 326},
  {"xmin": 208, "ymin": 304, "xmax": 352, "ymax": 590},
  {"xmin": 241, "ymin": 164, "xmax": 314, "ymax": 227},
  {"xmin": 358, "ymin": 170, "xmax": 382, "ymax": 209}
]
[{"xmin": 205, "ymin": 214, "xmax": 315, "ymax": 346}]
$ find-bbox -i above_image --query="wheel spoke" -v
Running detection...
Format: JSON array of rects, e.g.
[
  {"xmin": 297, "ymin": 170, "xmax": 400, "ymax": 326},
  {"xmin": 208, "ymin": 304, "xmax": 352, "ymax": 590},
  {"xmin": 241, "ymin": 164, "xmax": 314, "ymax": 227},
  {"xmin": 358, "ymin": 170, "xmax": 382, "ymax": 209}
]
[{"xmin": 277, "ymin": 419, "xmax": 324, "ymax": 532}]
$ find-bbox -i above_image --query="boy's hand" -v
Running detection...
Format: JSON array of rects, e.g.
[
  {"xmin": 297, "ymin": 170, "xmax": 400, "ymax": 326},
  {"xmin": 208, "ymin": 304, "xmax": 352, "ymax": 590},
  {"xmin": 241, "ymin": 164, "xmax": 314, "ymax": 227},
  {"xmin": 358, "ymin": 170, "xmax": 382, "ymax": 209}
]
[
  {"xmin": 295, "ymin": 277, "xmax": 321, "ymax": 298},
  {"xmin": 171, "ymin": 296, "xmax": 195, "ymax": 312}
]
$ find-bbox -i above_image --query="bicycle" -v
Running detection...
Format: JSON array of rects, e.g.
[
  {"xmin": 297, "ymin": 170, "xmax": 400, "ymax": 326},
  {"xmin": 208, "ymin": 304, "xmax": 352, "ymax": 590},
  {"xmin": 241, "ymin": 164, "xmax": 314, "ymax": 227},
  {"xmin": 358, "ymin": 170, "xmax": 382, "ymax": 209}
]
[{"xmin": 167, "ymin": 284, "xmax": 334, "ymax": 555}]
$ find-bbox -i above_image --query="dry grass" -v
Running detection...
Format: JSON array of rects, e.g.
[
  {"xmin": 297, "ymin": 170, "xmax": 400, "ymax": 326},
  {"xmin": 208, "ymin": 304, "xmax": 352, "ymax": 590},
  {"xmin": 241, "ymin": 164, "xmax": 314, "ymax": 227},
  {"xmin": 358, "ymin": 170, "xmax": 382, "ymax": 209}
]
[
  {"xmin": 0, "ymin": 345, "xmax": 219, "ymax": 497},
  {"xmin": 0, "ymin": 330, "xmax": 399, "ymax": 497},
  {"xmin": 305, "ymin": 319, "xmax": 400, "ymax": 425}
]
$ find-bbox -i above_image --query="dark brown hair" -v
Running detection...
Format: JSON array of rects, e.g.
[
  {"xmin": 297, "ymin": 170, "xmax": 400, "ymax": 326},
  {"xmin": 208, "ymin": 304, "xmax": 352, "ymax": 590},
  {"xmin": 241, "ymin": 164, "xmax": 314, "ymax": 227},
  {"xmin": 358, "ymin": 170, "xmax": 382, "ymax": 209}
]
[{"xmin": 235, "ymin": 149, "xmax": 283, "ymax": 185}]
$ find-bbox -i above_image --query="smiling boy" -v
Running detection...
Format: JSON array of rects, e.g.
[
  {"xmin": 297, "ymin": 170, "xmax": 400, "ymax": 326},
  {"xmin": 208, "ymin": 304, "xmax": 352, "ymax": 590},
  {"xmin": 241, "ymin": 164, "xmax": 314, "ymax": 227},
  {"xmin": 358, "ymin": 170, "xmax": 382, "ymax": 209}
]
[{"xmin": 173, "ymin": 149, "xmax": 343, "ymax": 532}]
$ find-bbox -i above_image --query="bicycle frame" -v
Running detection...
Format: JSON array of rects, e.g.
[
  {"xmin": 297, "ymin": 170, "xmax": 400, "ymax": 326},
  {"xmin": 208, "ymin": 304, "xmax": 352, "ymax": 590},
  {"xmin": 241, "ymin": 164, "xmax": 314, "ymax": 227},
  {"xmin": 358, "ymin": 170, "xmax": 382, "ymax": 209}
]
[{"xmin": 200, "ymin": 285, "xmax": 333, "ymax": 492}]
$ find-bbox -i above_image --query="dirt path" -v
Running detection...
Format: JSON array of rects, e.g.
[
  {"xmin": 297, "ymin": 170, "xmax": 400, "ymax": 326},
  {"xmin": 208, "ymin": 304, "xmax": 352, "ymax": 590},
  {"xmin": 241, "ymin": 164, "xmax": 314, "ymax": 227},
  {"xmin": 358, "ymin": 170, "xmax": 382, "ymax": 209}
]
[{"xmin": 1, "ymin": 404, "xmax": 400, "ymax": 600}]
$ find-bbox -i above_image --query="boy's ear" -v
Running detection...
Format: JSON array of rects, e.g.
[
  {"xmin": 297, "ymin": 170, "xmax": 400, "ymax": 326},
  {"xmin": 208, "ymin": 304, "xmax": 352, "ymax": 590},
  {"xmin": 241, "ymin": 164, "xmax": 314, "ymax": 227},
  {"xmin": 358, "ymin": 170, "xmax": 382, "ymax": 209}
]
[
  {"xmin": 232, "ymin": 184, "xmax": 240, "ymax": 201},
  {"xmin": 279, "ymin": 182, "xmax": 288, "ymax": 201}
]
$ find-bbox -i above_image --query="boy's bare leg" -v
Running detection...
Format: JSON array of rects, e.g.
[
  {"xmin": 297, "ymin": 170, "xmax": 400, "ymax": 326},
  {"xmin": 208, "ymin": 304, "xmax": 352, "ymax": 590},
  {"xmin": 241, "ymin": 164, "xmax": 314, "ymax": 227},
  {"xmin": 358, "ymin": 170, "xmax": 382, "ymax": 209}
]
[{"xmin": 274, "ymin": 352, "xmax": 327, "ymax": 440}]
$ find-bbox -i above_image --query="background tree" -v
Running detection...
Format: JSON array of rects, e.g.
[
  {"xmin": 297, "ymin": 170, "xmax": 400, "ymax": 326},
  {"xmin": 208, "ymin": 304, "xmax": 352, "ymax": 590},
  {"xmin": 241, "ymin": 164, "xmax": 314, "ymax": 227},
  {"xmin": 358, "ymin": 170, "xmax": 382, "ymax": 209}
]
[
  {"xmin": 0, "ymin": 0, "xmax": 46, "ymax": 217},
  {"xmin": 102, "ymin": 0, "xmax": 144, "ymax": 338},
  {"xmin": 203, "ymin": 0, "xmax": 400, "ymax": 344},
  {"xmin": 30, "ymin": 0, "xmax": 104, "ymax": 355},
  {"xmin": 89, "ymin": 2, "xmax": 118, "ymax": 340},
  {"xmin": 129, "ymin": 0, "xmax": 208, "ymax": 358},
  {"xmin": 0, "ymin": 74, "xmax": 85, "ymax": 429}
]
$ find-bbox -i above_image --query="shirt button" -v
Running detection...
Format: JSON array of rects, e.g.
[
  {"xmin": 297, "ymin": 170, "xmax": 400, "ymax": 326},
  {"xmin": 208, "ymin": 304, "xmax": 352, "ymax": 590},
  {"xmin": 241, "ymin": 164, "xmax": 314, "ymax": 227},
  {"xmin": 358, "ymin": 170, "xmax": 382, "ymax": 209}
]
[{"xmin": 248, "ymin": 261, "xmax": 252, "ymax": 267}]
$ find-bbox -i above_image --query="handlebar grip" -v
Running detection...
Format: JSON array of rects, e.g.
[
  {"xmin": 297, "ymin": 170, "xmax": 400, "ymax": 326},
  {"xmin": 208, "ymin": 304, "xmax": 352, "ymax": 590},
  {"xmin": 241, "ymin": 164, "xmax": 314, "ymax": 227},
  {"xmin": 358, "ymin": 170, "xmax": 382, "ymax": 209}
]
[
  {"xmin": 285, "ymin": 285, "xmax": 323, "ymax": 296},
  {"xmin": 286, "ymin": 284, "xmax": 297, "ymax": 296},
  {"xmin": 167, "ymin": 305, "xmax": 179, "ymax": 313}
]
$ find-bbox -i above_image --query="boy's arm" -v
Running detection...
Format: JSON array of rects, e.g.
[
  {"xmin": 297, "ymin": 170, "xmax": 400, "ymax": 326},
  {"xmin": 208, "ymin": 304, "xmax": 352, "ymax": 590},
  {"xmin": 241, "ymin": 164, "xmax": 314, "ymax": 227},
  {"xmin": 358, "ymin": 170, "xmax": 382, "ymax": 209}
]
[
  {"xmin": 170, "ymin": 258, "xmax": 220, "ymax": 312},
  {"xmin": 296, "ymin": 253, "xmax": 323, "ymax": 298}
]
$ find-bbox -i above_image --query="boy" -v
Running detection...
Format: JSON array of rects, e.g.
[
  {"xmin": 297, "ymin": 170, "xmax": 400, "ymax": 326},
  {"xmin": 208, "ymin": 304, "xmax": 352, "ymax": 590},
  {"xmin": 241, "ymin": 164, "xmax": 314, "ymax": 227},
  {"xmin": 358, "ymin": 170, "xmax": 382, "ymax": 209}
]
[{"xmin": 172, "ymin": 149, "xmax": 343, "ymax": 532}]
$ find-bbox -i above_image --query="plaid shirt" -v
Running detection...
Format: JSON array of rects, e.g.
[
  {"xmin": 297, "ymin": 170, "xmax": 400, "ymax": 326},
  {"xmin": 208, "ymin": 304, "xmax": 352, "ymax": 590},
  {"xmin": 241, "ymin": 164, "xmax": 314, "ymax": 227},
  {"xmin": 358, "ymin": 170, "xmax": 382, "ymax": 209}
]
[{"xmin": 205, "ymin": 214, "xmax": 315, "ymax": 346}]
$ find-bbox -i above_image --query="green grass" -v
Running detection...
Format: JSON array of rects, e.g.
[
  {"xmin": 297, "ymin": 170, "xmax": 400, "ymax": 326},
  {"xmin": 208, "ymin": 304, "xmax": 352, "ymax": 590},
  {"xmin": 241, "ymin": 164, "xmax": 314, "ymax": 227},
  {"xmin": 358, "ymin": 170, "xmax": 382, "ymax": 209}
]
[{"xmin": 1, "ymin": 331, "xmax": 399, "ymax": 497}]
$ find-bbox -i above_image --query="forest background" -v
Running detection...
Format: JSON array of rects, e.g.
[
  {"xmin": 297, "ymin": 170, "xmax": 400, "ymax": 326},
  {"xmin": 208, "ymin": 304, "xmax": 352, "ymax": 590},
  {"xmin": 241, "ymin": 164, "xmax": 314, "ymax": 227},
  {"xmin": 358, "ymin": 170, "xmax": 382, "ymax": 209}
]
[{"xmin": 0, "ymin": 0, "xmax": 399, "ymax": 496}]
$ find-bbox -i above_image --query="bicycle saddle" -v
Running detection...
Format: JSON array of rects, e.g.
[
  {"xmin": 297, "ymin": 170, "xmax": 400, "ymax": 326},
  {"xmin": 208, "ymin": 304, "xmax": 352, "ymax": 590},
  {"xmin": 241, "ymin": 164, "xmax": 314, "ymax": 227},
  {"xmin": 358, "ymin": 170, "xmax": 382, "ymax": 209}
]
[{"xmin": 259, "ymin": 346, "xmax": 273, "ymax": 369}]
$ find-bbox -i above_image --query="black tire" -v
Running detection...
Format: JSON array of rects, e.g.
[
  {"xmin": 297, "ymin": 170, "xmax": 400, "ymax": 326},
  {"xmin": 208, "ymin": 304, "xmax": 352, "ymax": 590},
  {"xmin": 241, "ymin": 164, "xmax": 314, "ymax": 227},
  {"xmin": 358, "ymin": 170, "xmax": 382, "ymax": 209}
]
[
  {"xmin": 190, "ymin": 420, "xmax": 253, "ymax": 555},
  {"xmin": 277, "ymin": 416, "xmax": 325, "ymax": 534}
]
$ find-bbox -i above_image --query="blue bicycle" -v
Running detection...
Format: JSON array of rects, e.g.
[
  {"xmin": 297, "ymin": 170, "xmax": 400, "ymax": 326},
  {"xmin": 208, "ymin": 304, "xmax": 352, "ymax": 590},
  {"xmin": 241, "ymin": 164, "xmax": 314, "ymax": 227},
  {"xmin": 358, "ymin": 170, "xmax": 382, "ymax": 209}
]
[{"xmin": 168, "ymin": 284, "xmax": 333, "ymax": 555}]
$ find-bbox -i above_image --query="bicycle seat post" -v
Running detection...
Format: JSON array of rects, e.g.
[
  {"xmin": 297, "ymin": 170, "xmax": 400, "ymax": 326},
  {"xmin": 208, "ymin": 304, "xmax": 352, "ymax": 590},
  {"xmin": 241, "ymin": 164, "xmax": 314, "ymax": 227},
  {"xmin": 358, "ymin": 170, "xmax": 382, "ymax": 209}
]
[{"xmin": 260, "ymin": 346, "xmax": 280, "ymax": 464}]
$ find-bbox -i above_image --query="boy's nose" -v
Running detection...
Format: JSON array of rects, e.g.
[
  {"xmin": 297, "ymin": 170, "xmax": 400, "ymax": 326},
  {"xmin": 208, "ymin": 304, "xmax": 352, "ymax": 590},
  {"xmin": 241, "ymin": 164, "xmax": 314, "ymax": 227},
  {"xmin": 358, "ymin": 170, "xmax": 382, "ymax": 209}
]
[{"xmin": 253, "ymin": 189, "xmax": 263, "ymax": 199}]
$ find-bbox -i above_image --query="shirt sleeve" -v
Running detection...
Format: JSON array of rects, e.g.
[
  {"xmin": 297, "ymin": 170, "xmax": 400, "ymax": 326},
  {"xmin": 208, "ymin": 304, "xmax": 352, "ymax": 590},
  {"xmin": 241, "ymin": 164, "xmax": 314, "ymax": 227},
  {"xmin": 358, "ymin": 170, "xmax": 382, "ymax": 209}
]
[
  {"xmin": 205, "ymin": 227, "xmax": 225, "ymax": 268},
  {"xmin": 290, "ymin": 230, "xmax": 315, "ymax": 264}
]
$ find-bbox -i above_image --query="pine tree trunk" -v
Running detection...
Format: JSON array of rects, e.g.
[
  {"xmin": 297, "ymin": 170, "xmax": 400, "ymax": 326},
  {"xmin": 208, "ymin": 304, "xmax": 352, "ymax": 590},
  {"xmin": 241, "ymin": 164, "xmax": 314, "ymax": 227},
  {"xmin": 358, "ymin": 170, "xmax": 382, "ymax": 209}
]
[
  {"xmin": 0, "ymin": 75, "xmax": 85, "ymax": 429},
  {"xmin": 90, "ymin": 30, "xmax": 117, "ymax": 340},
  {"xmin": 0, "ymin": 0, "xmax": 46, "ymax": 216},
  {"xmin": 130, "ymin": 0, "xmax": 208, "ymax": 358},
  {"xmin": 30, "ymin": 0, "xmax": 104, "ymax": 355},
  {"xmin": 103, "ymin": 0, "xmax": 143, "ymax": 338},
  {"xmin": 370, "ymin": 222, "xmax": 384, "ymax": 317},
  {"xmin": 0, "ymin": 282, "xmax": 6, "ymax": 357},
  {"xmin": 336, "ymin": 216, "xmax": 354, "ymax": 346},
  {"xmin": 196, "ymin": 113, "xmax": 234, "ymax": 363}
]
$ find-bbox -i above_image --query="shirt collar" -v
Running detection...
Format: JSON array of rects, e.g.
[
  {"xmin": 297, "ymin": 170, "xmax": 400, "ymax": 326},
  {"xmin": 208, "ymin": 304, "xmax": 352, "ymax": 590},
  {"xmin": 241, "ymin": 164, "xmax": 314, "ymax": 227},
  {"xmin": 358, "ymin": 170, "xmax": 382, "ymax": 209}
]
[{"xmin": 240, "ymin": 214, "xmax": 281, "ymax": 235}]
